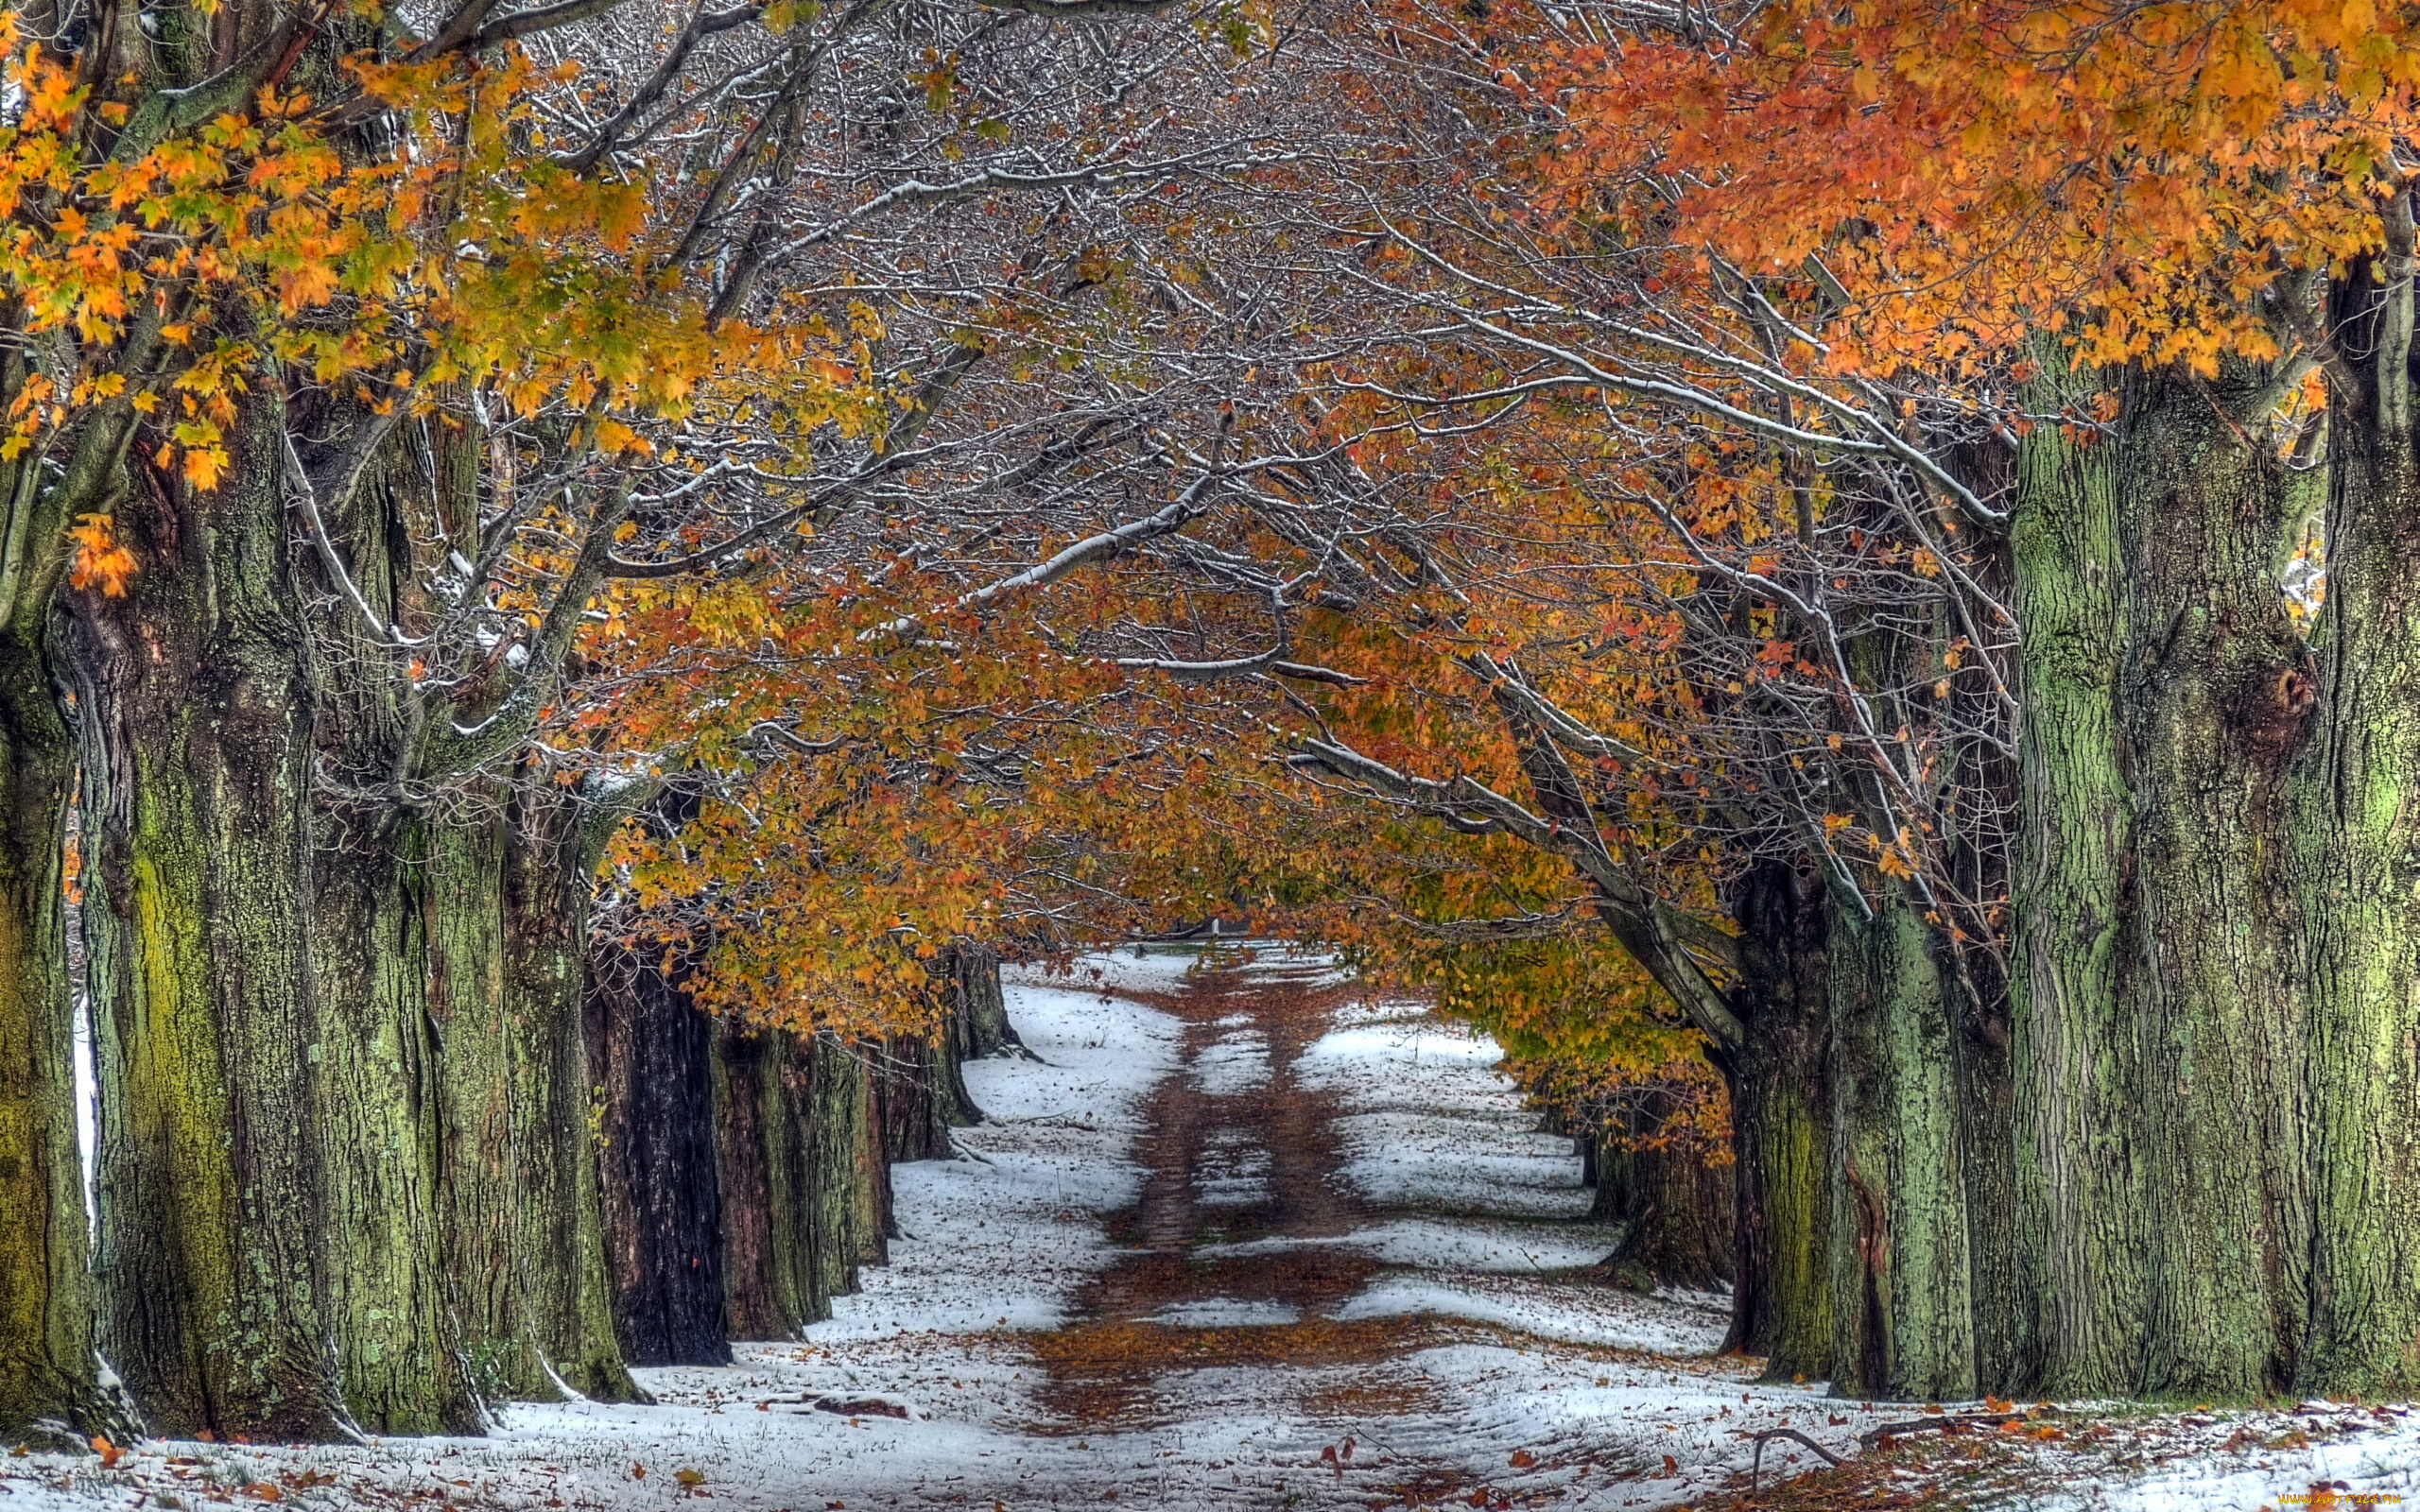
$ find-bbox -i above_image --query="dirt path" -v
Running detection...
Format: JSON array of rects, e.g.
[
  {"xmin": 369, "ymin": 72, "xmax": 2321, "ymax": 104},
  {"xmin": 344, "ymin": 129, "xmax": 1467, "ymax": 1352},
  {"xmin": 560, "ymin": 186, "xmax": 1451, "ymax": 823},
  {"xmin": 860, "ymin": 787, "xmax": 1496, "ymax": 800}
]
[{"xmin": 1031, "ymin": 956, "xmax": 1417, "ymax": 1433}]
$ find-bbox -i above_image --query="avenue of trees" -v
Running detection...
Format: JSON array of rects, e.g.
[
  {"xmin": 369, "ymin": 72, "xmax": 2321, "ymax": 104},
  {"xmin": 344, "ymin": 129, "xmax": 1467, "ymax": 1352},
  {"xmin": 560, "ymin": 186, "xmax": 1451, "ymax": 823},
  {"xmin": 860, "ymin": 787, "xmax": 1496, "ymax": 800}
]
[{"xmin": 3, "ymin": 0, "xmax": 2419, "ymax": 1452}]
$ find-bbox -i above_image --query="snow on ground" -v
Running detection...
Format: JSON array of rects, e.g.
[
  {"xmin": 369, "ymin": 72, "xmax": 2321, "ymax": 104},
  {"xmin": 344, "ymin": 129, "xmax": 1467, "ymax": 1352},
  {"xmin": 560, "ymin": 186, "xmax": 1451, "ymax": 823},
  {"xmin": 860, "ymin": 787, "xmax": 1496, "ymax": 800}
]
[
  {"xmin": 10, "ymin": 949, "xmax": 2418, "ymax": 1511},
  {"xmin": 1297, "ymin": 1007, "xmax": 1597, "ymax": 1219}
]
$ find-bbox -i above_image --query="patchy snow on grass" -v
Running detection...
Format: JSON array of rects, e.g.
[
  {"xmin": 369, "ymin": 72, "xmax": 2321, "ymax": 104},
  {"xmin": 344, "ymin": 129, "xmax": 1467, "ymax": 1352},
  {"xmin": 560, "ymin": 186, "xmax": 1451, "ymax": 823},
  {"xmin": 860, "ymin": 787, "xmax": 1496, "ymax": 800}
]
[
  {"xmin": 1298, "ymin": 1012, "xmax": 1594, "ymax": 1220},
  {"xmin": 808, "ymin": 984, "xmax": 1180, "ymax": 1342},
  {"xmin": 1334, "ymin": 1273, "xmax": 1730, "ymax": 1355}
]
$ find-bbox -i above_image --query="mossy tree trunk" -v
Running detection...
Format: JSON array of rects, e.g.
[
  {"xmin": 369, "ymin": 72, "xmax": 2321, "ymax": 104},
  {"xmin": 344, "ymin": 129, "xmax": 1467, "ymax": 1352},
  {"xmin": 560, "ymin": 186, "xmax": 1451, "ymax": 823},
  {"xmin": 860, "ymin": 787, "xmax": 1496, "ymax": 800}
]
[
  {"xmin": 69, "ymin": 401, "xmax": 354, "ymax": 1442},
  {"xmin": 501, "ymin": 775, "xmax": 645, "ymax": 1401},
  {"xmin": 0, "ymin": 602, "xmax": 112, "ymax": 1447},
  {"xmin": 1589, "ymin": 1088, "xmax": 1735, "ymax": 1293},
  {"xmin": 715, "ymin": 1025, "xmax": 842, "ymax": 1340},
  {"xmin": 805, "ymin": 1033, "xmax": 890, "ymax": 1297},
  {"xmin": 2010, "ymin": 360, "xmax": 2317, "ymax": 1400},
  {"xmin": 2115, "ymin": 366, "xmax": 2314, "ymax": 1400},
  {"xmin": 1824, "ymin": 882, "xmax": 1976, "ymax": 1402},
  {"xmin": 2008, "ymin": 363, "xmax": 2142, "ymax": 1400},
  {"xmin": 2294, "ymin": 250, "xmax": 2420, "ymax": 1398}
]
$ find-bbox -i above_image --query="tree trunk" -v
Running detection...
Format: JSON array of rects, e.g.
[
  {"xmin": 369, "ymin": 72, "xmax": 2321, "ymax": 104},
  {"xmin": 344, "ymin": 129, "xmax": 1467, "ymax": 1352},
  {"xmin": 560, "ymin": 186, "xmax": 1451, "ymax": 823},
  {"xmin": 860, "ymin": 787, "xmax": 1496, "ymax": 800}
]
[
  {"xmin": 1590, "ymin": 1091, "xmax": 1735, "ymax": 1293},
  {"xmin": 2011, "ymin": 363, "xmax": 2317, "ymax": 1400},
  {"xmin": 501, "ymin": 778, "xmax": 644, "ymax": 1401},
  {"xmin": 307, "ymin": 814, "xmax": 481, "ymax": 1435},
  {"xmin": 946, "ymin": 944, "xmax": 1019, "ymax": 1061},
  {"xmin": 0, "ymin": 624, "xmax": 113, "ymax": 1447},
  {"xmin": 1721, "ymin": 859, "xmax": 1833, "ymax": 1383},
  {"xmin": 805, "ymin": 1033, "xmax": 889, "ymax": 1297},
  {"xmin": 69, "ymin": 413, "xmax": 353, "ymax": 1442},
  {"xmin": 2008, "ymin": 365, "xmax": 2143, "ymax": 1400},
  {"xmin": 587, "ymin": 937, "xmax": 731, "ymax": 1367},
  {"xmin": 2116, "ymin": 367, "xmax": 2313, "ymax": 1399},
  {"xmin": 423, "ymin": 812, "xmax": 560, "ymax": 1407},
  {"xmin": 1824, "ymin": 882, "xmax": 1977, "ymax": 1402},
  {"xmin": 716, "ymin": 1024, "xmax": 800, "ymax": 1340},
  {"xmin": 2294, "ymin": 266, "xmax": 2420, "ymax": 1395}
]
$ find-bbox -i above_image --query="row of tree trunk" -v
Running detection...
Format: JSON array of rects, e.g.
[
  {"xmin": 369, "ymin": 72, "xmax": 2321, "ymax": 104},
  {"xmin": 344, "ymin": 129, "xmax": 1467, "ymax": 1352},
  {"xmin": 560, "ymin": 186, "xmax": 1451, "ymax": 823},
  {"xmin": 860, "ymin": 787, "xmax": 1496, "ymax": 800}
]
[
  {"xmin": 0, "ymin": 717, "xmax": 1004, "ymax": 1453},
  {"xmin": 1673, "ymin": 333, "xmax": 2420, "ymax": 1408}
]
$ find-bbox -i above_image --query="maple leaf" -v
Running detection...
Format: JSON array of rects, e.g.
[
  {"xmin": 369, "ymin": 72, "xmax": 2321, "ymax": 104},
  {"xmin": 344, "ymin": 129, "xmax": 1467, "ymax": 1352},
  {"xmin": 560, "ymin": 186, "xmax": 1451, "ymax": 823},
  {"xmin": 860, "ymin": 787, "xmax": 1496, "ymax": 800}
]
[{"xmin": 67, "ymin": 514, "xmax": 137, "ymax": 596}]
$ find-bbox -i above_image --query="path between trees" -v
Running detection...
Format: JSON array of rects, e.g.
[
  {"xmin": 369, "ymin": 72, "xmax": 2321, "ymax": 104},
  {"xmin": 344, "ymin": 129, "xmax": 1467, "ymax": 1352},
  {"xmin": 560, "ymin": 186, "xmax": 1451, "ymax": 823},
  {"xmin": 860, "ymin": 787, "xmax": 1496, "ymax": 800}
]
[{"xmin": 8, "ymin": 950, "xmax": 2420, "ymax": 1509}]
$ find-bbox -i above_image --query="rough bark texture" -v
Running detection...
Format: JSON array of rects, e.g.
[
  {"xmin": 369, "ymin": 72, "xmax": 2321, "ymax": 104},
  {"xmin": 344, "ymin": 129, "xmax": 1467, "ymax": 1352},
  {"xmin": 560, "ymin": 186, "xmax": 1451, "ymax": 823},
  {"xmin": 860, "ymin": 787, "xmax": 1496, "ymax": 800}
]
[
  {"xmin": 69, "ymin": 409, "xmax": 353, "ymax": 1442},
  {"xmin": 0, "ymin": 627, "xmax": 112, "ymax": 1447},
  {"xmin": 2010, "ymin": 364, "xmax": 2317, "ymax": 1400},
  {"xmin": 501, "ymin": 779, "xmax": 644, "ymax": 1402},
  {"xmin": 2296, "ymin": 257, "xmax": 2420, "ymax": 1396},
  {"xmin": 2116, "ymin": 367, "xmax": 2312, "ymax": 1399},
  {"xmin": 1721, "ymin": 859, "xmax": 1833, "ymax": 1383},
  {"xmin": 587, "ymin": 938, "xmax": 732, "ymax": 1368},
  {"xmin": 714, "ymin": 1024, "xmax": 811, "ymax": 1342},
  {"xmin": 424, "ymin": 813, "xmax": 558, "ymax": 1407},
  {"xmin": 1825, "ymin": 884, "xmax": 1976, "ymax": 1402},
  {"xmin": 302, "ymin": 416, "xmax": 485, "ymax": 1436},
  {"xmin": 946, "ymin": 944, "xmax": 1020, "ymax": 1060},
  {"xmin": 2008, "ymin": 370, "xmax": 2142, "ymax": 1400},
  {"xmin": 307, "ymin": 811, "xmax": 480, "ymax": 1435},
  {"xmin": 806, "ymin": 1032, "xmax": 890, "ymax": 1297}
]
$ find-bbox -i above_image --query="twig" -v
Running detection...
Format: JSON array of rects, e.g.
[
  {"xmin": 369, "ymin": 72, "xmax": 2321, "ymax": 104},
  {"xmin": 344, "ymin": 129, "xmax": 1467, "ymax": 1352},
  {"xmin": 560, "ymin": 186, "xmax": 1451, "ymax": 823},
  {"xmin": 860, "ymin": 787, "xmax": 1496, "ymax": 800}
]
[{"xmin": 1747, "ymin": 1428, "xmax": 1841, "ymax": 1490}]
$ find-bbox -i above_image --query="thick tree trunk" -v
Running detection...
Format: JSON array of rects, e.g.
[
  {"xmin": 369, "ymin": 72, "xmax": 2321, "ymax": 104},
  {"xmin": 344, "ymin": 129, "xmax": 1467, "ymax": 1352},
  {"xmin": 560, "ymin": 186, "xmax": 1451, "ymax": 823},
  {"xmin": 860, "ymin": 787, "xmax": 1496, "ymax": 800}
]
[
  {"xmin": 69, "ymin": 416, "xmax": 353, "ymax": 1442},
  {"xmin": 0, "ymin": 628, "xmax": 113, "ymax": 1447},
  {"xmin": 2011, "ymin": 363, "xmax": 2315, "ymax": 1400},
  {"xmin": 1590, "ymin": 1091, "xmax": 1735, "ymax": 1293},
  {"xmin": 501, "ymin": 779, "xmax": 644, "ymax": 1401},
  {"xmin": 423, "ymin": 813, "xmax": 560, "ymax": 1407},
  {"xmin": 715, "ymin": 1024, "xmax": 811, "ymax": 1340},
  {"xmin": 946, "ymin": 944, "xmax": 1019, "ymax": 1061},
  {"xmin": 2295, "ymin": 290, "xmax": 2420, "ymax": 1395},
  {"xmin": 806, "ymin": 1032, "xmax": 890, "ymax": 1296},
  {"xmin": 307, "ymin": 816, "xmax": 481, "ymax": 1435},
  {"xmin": 1824, "ymin": 883, "xmax": 1977, "ymax": 1402},
  {"xmin": 587, "ymin": 938, "xmax": 731, "ymax": 1367},
  {"xmin": 2116, "ymin": 368, "xmax": 2312, "ymax": 1399},
  {"xmin": 1721, "ymin": 859, "xmax": 1833, "ymax": 1383},
  {"xmin": 2008, "ymin": 369, "xmax": 2142, "ymax": 1400},
  {"xmin": 301, "ymin": 417, "xmax": 488, "ymax": 1435}
]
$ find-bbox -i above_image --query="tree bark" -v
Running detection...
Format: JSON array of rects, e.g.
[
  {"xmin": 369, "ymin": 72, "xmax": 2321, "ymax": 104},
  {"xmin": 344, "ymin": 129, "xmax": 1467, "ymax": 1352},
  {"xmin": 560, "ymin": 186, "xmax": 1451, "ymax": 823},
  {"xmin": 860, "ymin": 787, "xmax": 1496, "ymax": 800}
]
[
  {"xmin": 1589, "ymin": 1090, "xmax": 1735, "ymax": 1293},
  {"xmin": 0, "ymin": 621, "xmax": 113, "ymax": 1447},
  {"xmin": 501, "ymin": 778, "xmax": 645, "ymax": 1401},
  {"xmin": 69, "ymin": 409, "xmax": 354, "ymax": 1442},
  {"xmin": 1720, "ymin": 859, "xmax": 1834, "ymax": 1383},
  {"xmin": 2008, "ymin": 366, "xmax": 2143, "ymax": 1400},
  {"xmin": 805, "ymin": 1032, "xmax": 890, "ymax": 1297},
  {"xmin": 1824, "ymin": 882, "xmax": 1977, "ymax": 1402},
  {"xmin": 2295, "ymin": 256, "xmax": 2420, "ymax": 1396},
  {"xmin": 2010, "ymin": 362, "xmax": 2317, "ymax": 1400},
  {"xmin": 946, "ymin": 944, "xmax": 1020, "ymax": 1061},
  {"xmin": 2115, "ymin": 366, "xmax": 2313, "ymax": 1399},
  {"xmin": 587, "ymin": 936, "xmax": 731, "ymax": 1367}
]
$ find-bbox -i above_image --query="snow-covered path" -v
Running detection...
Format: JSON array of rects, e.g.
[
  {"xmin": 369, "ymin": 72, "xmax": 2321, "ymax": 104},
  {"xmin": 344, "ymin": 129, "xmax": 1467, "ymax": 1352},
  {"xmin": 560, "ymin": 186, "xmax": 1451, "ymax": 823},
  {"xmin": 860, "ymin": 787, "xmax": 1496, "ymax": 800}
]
[{"xmin": 10, "ymin": 947, "xmax": 2418, "ymax": 1510}]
